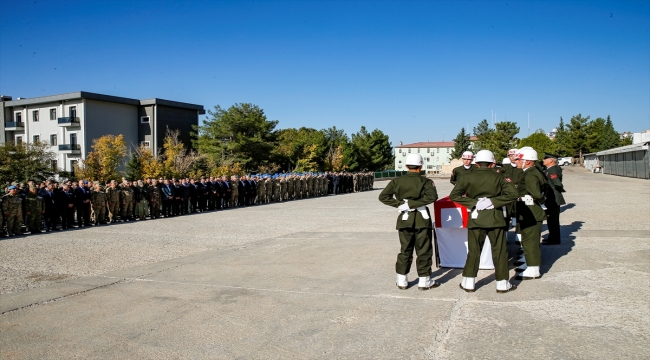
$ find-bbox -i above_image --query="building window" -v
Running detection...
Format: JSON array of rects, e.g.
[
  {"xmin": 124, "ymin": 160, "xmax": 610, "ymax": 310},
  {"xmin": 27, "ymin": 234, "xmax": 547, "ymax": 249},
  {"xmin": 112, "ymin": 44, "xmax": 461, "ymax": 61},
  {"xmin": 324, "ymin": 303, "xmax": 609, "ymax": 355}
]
[
  {"xmin": 398, "ymin": 165, "xmax": 402, "ymax": 169},
  {"xmin": 15, "ymin": 112, "xmax": 22, "ymax": 122},
  {"xmin": 398, "ymin": 160, "xmax": 402, "ymax": 164},
  {"xmin": 398, "ymin": 149, "xmax": 402, "ymax": 153},
  {"xmin": 33, "ymin": 110, "xmax": 39, "ymax": 122},
  {"xmin": 427, "ymin": 157, "xmax": 430, "ymax": 161},
  {"xmin": 141, "ymin": 141, "xmax": 151, "ymax": 147},
  {"xmin": 69, "ymin": 106, "xmax": 77, "ymax": 118},
  {"xmin": 70, "ymin": 133, "xmax": 77, "ymax": 145},
  {"xmin": 51, "ymin": 160, "xmax": 58, "ymax": 172},
  {"xmin": 70, "ymin": 160, "xmax": 78, "ymax": 174},
  {"xmin": 427, "ymin": 165, "xmax": 434, "ymax": 169},
  {"xmin": 427, "ymin": 148, "xmax": 430, "ymax": 153},
  {"xmin": 446, "ymin": 148, "xmax": 450, "ymax": 153},
  {"xmin": 33, "ymin": 135, "xmax": 40, "ymax": 143},
  {"xmin": 408, "ymin": 149, "xmax": 411, "ymax": 153},
  {"xmin": 437, "ymin": 148, "xmax": 440, "ymax": 153},
  {"xmin": 50, "ymin": 134, "xmax": 58, "ymax": 146},
  {"xmin": 140, "ymin": 116, "xmax": 150, "ymax": 123},
  {"xmin": 16, "ymin": 136, "xmax": 23, "ymax": 144}
]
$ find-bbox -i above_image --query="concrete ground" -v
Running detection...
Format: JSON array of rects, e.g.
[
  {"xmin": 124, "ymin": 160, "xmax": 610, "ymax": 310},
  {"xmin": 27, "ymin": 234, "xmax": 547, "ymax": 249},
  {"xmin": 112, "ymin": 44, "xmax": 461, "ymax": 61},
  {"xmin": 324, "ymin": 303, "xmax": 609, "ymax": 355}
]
[{"xmin": 1, "ymin": 167, "xmax": 648, "ymax": 359}]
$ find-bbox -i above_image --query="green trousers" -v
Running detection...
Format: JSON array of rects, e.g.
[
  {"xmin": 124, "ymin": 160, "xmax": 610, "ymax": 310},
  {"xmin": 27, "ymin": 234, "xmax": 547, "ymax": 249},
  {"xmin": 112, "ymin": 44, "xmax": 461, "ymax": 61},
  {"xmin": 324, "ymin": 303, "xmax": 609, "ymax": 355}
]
[
  {"xmin": 26, "ymin": 212, "xmax": 42, "ymax": 233},
  {"xmin": 520, "ymin": 220, "xmax": 542, "ymax": 266},
  {"xmin": 463, "ymin": 228, "xmax": 509, "ymax": 281},
  {"xmin": 135, "ymin": 200, "xmax": 148, "ymax": 219},
  {"xmin": 396, "ymin": 228, "xmax": 433, "ymax": 277}
]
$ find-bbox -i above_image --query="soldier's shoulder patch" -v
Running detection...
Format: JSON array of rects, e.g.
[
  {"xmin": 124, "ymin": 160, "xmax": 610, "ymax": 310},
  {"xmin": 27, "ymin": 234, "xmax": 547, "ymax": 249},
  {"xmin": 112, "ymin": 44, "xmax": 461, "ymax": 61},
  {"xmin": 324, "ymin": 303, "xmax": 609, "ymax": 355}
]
[
  {"xmin": 505, "ymin": 178, "xmax": 512, "ymax": 182},
  {"xmin": 550, "ymin": 174, "xmax": 558, "ymax": 179}
]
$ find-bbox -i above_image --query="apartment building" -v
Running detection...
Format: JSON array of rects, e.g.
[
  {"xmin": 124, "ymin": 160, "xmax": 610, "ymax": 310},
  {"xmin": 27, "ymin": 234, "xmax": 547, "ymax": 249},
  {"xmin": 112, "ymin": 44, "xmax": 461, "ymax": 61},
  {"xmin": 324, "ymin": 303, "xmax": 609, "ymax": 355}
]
[
  {"xmin": 394, "ymin": 137, "xmax": 477, "ymax": 173},
  {"xmin": 1, "ymin": 91, "xmax": 204, "ymax": 173}
]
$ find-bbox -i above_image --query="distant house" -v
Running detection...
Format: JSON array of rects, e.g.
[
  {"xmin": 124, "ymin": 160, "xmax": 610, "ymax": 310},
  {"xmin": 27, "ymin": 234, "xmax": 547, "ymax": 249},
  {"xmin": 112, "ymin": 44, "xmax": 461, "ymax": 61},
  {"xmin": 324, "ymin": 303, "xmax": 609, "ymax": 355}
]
[{"xmin": 394, "ymin": 136, "xmax": 477, "ymax": 173}]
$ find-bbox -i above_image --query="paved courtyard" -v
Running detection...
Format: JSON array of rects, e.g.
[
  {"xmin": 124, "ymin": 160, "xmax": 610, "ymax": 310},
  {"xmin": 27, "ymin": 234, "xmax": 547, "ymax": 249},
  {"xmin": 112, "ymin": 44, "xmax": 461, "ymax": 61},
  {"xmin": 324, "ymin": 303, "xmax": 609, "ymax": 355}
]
[{"xmin": 1, "ymin": 167, "xmax": 649, "ymax": 359}]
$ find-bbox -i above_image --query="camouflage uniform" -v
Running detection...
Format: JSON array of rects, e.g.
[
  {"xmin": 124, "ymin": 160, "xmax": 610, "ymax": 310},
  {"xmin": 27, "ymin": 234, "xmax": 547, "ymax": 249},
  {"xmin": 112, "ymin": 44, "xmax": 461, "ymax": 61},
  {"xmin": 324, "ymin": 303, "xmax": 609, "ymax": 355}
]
[
  {"xmin": 230, "ymin": 179, "xmax": 239, "ymax": 207},
  {"xmin": 149, "ymin": 184, "xmax": 162, "ymax": 218},
  {"xmin": 105, "ymin": 186, "xmax": 121, "ymax": 222},
  {"xmin": 286, "ymin": 177, "xmax": 294, "ymax": 201},
  {"xmin": 2, "ymin": 193, "xmax": 23, "ymax": 236},
  {"xmin": 265, "ymin": 178, "xmax": 273, "ymax": 203},
  {"xmin": 280, "ymin": 178, "xmax": 287, "ymax": 201},
  {"xmin": 91, "ymin": 188, "xmax": 107, "ymax": 224},
  {"xmin": 257, "ymin": 178, "xmax": 266, "ymax": 204},
  {"xmin": 24, "ymin": 191, "xmax": 44, "ymax": 233},
  {"xmin": 120, "ymin": 185, "xmax": 134, "ymax": 220}
]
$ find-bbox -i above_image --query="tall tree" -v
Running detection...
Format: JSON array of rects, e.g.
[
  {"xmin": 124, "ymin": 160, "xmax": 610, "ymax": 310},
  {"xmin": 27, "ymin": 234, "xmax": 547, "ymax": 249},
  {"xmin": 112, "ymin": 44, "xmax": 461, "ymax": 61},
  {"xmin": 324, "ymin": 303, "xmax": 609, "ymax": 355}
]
[
  {"xmin": 554, "ymin": 117, "xmax": 569, "ymax": 156},
  {"xmin": 0, "ymin": 141, "xmax": 56, "ymax": 184},
  {"xmin": 196, "ymin": 103, "xmax": 278, "ymax": 171},
  {"xmin": 602, "ymin": 115, "xmax": 621, "ymax": 150},
  {"xmin": 565, "ymin": 114, "xmax": 590, "ymax": 159},
  {"xmin": 486, "ymin": 121, "xmax": 520, "ymax": 160},
  {"xmin": 125, "ymin": 151, "xmax": 141, "ymax": 180},
  {"xmin": 322, "ymin": 126, "xmax": 348, "ymax": 171},
  {"xmin": 586, "ymin": 117, "xmax": 607, "ymax": 152},
  {"xmin": 518, "ymin": 130, "xmax": 558, "ymax": 159},
  {"xmin": 472, "ymin": 119, "xmax": 493, "ymax": 152},
  {"xmin": 449, "ymin": 127, "xmax": 471, "ymax": 159}
]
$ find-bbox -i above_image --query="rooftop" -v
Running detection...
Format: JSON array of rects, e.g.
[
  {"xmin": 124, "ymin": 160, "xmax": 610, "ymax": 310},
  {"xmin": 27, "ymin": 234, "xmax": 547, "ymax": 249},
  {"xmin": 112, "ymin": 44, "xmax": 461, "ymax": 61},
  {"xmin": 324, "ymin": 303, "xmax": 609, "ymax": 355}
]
[
  {"xmin": 395, "ymin": 136, "xmax": 478, "ymax": 148},
  {"xmin": 2, "ymin": 91, "xmax": 205, "ymax": 113}
]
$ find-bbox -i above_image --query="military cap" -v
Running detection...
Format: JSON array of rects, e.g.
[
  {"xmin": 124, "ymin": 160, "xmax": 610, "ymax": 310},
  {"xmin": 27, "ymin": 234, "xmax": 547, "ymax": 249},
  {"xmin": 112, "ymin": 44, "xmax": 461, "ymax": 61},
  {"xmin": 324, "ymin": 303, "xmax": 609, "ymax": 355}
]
[
  {"xmin": 543, "ymin": 153, "xmax": 560, "ymax": 160},
  {"xmin": 8, "ymin": 185, "xmax": 17, "ymax": 190}
]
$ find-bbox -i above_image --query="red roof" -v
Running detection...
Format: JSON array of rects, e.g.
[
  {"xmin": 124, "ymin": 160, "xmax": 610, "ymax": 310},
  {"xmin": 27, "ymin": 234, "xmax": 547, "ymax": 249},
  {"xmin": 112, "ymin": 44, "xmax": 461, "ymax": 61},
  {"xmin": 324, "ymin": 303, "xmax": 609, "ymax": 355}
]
[
  {"xmin": 395, "ymin": 136, "xmax": 478, "ymax": 148},
  {"xmin": 396, "ymin": 141, "xmax": 454, "ymax": 148}
]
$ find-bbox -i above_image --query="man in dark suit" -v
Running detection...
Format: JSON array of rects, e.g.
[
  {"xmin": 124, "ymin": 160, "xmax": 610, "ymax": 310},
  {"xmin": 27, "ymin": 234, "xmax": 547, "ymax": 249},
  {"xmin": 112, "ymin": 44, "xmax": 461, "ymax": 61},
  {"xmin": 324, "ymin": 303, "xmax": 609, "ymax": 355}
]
[
  {"xmin": 238, "ymin": 176, "xmax": 247, "ymax": 206},
  {"xmin": 39, "ymin": 182, "xmax": 56, "ymax": 231},
  {"xmin": 74, "ymin": 180, "xmax": 91, "ymax": 226},
  {"xmin": 161, "ymin": 179, "xmax": 175, "ymax": 217},
  {"xmin": 57, "ymin": 183, "xmax": 75, "ymax": 229}
]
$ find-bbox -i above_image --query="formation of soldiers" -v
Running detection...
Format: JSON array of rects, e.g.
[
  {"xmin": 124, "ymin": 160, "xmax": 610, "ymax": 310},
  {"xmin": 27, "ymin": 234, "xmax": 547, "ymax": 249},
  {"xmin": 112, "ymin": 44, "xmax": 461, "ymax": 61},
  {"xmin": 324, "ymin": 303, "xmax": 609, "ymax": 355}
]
[
  {"xmin": 0, "ymin": 172, "xmax": 374, "ymax": 237},
  {"xmin": 449, "ymin": 148, "xmax": 566, "ymax": 291}
]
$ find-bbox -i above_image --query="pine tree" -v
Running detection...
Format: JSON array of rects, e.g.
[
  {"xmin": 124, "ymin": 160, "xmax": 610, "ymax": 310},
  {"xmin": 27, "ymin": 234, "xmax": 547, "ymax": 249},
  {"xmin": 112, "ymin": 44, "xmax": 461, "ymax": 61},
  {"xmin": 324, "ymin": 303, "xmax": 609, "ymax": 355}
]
[
  {"xmin": 602, "ymin": 115, "xmax": 621, "ymax": 150},
  {"xmin": 554, "ymin": 117, "xmax": 569, "ymax": 156},
  {"xmin": 450, "ymin": 127, "xmax": 471, "ymax": 159},
  {"xmin": 125, "ymin": 151, "xmax": 141, "ymax": 180}
]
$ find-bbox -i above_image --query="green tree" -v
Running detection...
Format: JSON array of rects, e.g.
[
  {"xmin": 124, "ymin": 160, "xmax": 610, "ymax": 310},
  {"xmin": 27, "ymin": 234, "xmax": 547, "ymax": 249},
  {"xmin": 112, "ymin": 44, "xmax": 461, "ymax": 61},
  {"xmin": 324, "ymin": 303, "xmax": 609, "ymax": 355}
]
[
  {"xmin": 348, "ymin": 126, "xmax": 393, "ymax": 171},
  {"xmin": 196, "ymin": 103, "xmax": 278, "ymax": 171},
  {"xmin": 602, "ymin": 115, "xmax": 621, "ymax": 150},
  {"xmin": 322, "ymin": 126, "xmax": 349, "ymax": 171},
  {"xmin": 472, "ymin": 119, "xmax": 493, "ymax": 152},
  {"xmin": 518, "ymin": 130, "xmax": 558, "ymax": 159},
  {"xmin": 486, "ymin": 121, "xmax": 520, "ymax": 160},
  {"xmin": 0, "ymin": 141, "xmax": 56, "ymax": 184},
  {"xmin": 586, "ymin": 117, "xmax": 606, "ymax": 152},
  {"xmin": 565, "ymin": 114, "xmax": 590, "ymax": 159},
  {"xmin": 449, "ymin": 127, "xmax": 471, "ymax": 159},
  {"xmin": 125, "ymin": 151, "xmax": 141, "ymax": 180},
  {"xmin": 554, "ymin": 117, "xmax": 569, "ymax": 156},
  {"xmin": 274, "ymin": 127, "xmax": 326, "ymax": 172}
]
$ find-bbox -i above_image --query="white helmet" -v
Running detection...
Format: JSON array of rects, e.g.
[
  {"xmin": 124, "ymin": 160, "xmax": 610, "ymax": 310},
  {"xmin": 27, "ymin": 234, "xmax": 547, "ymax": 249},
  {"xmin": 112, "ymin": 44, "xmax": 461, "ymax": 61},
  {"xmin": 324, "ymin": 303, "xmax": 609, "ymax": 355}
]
[
  {"xmin": 518, "ymin": 148, "xmax": 538, "ymax": 161},
  {"xmin": 502, "ymin": 157, "xmax": 511, "ymax": 165},
  {"xmin": 405, "ymin": 153, "xmax": 424, "ymax": 166},
  {"xmin": 474, "ymin": 150, "xmax": 495, "ymax": 163},
  {"xmin": 507, "ymin": 149, "xmax": 518, "ymax": 156},
  {"xmin": 461, "ymin": 151, "xmax": 474, "ymax": 160}
]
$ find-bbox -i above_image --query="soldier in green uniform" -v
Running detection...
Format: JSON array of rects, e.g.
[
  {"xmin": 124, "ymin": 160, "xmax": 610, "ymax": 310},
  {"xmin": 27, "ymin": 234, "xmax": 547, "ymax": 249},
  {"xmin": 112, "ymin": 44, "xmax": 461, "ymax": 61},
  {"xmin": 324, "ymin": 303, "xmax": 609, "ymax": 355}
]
[
  {"xmin": 272, "ymin": 176, "xmax": 281, "ymax": 202},
  {"xmin": 120, "ymin": 180, "xmax": 135, "ymax": 221},
  {"xmin": 450, "ymin": 150, "xmax": 519, "ymax": 293},
  {"xmin": 2, "ymin": 186, "xmax": 23, "ymax": 236},
  {"xmin": 24, "ymin": 185, "xmax": 44, "ymax": 234},
  {"xmin": 450, "ymin": 151, "xmax": 474, "ymax": 185},
  {"xmin": 149, "ymin": 179, "xmax": 162, "ymax": 218},
  {"xmin": 542, "ymin": 153, "xmax": 566, "ymax": 245},
  {"xmin": 286, "ymin": 175, "xmax": 294, "ymax": 201},
  {"xmin": 515, "ymin": 148, "xmax": 546, "ymax": 280},
  {"xmin": 500, "ymin": 149, "xmax": 523, "ymax": 228},
  {"xmin": 105, "ymin": 180, "xmax": 121, "ymax": 223},
  {"xmin": 379, "ymin": 153, "xmax": 440, "ymax": 290},
  {"xmin": 280, "ymin": 176, "xmax": 287, "ymax": 201},
  {"xmin": 91, "ymin": 183, "xmax": 108, "ymax": 225}
]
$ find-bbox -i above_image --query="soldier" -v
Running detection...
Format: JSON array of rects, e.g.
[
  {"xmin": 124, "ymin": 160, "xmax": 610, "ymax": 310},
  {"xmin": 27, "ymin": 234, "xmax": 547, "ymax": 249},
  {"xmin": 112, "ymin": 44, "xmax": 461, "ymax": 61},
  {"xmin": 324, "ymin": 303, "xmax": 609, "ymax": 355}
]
[
  {"xmin": 120, "ymin": 180, "xmax": 135, "ymax": 221},
  {"xmin": 91, "ymin": 183, "xmax": 108, "ymax": 225},
  {"xmin": 286, "ymin": 175, "xmax": 294, "ymax": 201},
  {"xmin": 450, "ymin": 151, "xmax": 474, "ymax": 185},
  {"xmin": 149, "ymin": 179, "xmax": 162, "ymax": 219},
  {"xmin": 378, "ymin": 154, "xmax": 440, "ymax": 290},
  {"xmin": 515, "ymin": 148, "xmax": 546, "ymax": 280},
  {"xmin": 542, "ymin": 153, "xmax": 566, "ymax": 245},
  {"xmin": 257, "ymin": 176, "xmax": 266, "ymax": 204},
  {"xmin": 134, "ymin": 180, "xmax": 149, "ymax": 220},
  {"xmin": 271, "ymin": 176, "xmax": 280, "ymax": 202},
  {"xmin": 230, "ymin": 176, "xmax": 239, "ymax": 208},
  {"xmin": 280, "ymin": 176, "xmax": 287, "ymax": 201},
  {"xmin": 2, "ymin": 186, "xmax": 23, "ymax": 236},
  {"xmin": 57, "ymin": 184, "xmax": 75, "ymax": 229},
  {"xmin": 24, "ymin": 185, "xmax": 44, "ymax": 234},
  {"xmin": 160, "ymin": 179, "xmax": 174, "ymax": 217},
  {"xmin": 450, "ymin": 150, "xmax": 519, "ymax": 293}
]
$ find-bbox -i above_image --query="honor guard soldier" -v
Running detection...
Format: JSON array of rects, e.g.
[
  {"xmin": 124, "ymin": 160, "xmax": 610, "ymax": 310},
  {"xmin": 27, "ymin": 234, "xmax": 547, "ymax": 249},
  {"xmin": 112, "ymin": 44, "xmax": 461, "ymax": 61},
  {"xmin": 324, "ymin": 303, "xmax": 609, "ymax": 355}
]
[
  {"xmin": 450, "ymin": 151, "xmax": 474, "ymax": 185},
  {"xmin": 515, "ymin": 148, "xmax": 546, "ymax": 280},
  {"xmin": 379, "ymin": 153, "xmax": 440, "ymax": 290},
  {"xmin": 450, "ymin": 150, "xmax": 519, "ymax": 293},
  {"xmin": 542, "ymin": 153, "xmax": 566, "ymax": 245}
]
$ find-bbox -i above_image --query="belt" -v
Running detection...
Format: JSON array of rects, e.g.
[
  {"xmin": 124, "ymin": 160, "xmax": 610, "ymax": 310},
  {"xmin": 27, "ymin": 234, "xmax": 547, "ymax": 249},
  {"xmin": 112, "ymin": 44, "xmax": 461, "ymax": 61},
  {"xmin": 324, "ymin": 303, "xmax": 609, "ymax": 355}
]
[{"xmin": 401, "ymin": 206, "xmax": 430, "ymax": 221}]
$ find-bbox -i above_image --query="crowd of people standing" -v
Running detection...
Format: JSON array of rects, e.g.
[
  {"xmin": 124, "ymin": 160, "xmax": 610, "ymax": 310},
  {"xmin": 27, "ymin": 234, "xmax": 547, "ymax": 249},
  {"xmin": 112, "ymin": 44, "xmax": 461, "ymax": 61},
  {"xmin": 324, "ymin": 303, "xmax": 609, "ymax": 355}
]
[{"xmin": 1, "ymin": 172, "xmax": 375, "ymax": 237}]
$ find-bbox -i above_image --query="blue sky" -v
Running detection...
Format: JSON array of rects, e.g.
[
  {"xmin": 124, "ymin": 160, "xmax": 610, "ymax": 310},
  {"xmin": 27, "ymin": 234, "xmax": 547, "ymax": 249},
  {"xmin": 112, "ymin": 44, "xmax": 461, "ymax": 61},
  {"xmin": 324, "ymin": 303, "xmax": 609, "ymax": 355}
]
[{"xmin": 1, "ymin": 0, "xmax": 648, "ymax": 145}]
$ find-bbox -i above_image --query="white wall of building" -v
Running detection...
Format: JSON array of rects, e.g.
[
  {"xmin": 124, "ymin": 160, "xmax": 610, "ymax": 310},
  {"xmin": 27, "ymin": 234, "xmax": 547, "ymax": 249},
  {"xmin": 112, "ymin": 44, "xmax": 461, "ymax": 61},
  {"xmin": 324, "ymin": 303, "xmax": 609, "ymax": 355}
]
[{"xmin": 394, "ymin": 146, "xmax": 453, "ymax": 171}]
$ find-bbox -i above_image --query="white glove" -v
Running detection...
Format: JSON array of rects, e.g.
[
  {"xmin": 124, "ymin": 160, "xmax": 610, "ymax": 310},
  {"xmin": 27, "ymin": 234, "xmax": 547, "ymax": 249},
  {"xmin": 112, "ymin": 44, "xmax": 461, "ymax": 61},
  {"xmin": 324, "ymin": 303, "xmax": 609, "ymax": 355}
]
[
  {"xmin": 476, "ymin": 198, "xmax": 494, "ymax": 210},
  {"xmin": 523, "ymin": 195, "xmax": 534, "ymax": 206},
  {"xmin": 397, "ymin": 200, "xmax": 410, "ymax": 213}
]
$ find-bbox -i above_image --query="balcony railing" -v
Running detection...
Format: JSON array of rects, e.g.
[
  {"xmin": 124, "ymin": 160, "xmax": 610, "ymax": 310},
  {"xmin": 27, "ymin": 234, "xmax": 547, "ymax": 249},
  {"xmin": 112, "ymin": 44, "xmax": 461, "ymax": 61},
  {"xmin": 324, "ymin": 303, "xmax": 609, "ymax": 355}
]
[
  {"xmin": 4, "ymin": 121, "xmax": 25, "ymax": 130},
  {"xmin": 58, "ymin": 144, "xmax": 81, "ymax": 151},
  {"xmin": 57, "ymin": 117, "xmax": 80, "ymax": 126}
]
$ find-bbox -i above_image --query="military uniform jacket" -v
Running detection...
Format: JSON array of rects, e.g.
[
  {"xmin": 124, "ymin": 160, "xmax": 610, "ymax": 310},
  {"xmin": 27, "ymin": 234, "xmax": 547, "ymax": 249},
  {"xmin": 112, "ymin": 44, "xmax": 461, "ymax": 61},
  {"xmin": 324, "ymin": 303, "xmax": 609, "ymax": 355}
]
[
  {"xmin": 24, "ymin": 193, "xmax": 44, "ymax": 214},
  {"xmin": 517, "ymin": 166, "xmax": 547, "ymax": 222},
  {"xmin": 450, "ymin": 168, "xmax": 518, "ymax": 229},
  {"xmin": 544, "ymin": 165, "xmax": 566, "ymax": 206},
  {"xmin": 450, "ymin": 165, "xmax": 473, "ymax": 185},
  {"xmin": 106, "ymin": 187, "xmax": 121, "ymax": 203},
  {"xmin": 378, "ymin": 172, "xmax": 438, "ymax": 230},
  {"xmin": 2, "ymin": 193, "xmax": 23, "ymax": 216}
]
